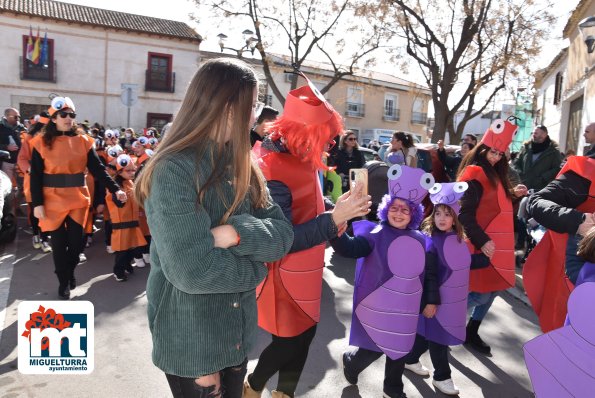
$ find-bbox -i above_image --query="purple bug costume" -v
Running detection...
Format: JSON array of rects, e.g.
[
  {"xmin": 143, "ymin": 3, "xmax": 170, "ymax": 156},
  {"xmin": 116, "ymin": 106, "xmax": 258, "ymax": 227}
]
[
  {"xmin": 523, "ymin": 277, "xmax": 595, "ymax": 398},
  {"xmin": 351, "ymin": 164, "xmax": 435, "ymax": 360},
  {"xmin": 417, "ymin": 182, "xmax": 471, "ymax": 346}
]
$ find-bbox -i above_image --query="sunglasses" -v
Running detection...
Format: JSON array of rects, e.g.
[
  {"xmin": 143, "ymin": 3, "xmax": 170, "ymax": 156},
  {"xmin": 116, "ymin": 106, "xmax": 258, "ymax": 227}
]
[
  {"xmin": 58, "ymin": 111, "xmax": 77, "ymax": 119},
  {"xmin": 488, "ymin": 148, "xmax": 505, "ymax": 157},
  {"xmin": 346, "ymin": 137, "xmax": 357, "ymax": 141}
]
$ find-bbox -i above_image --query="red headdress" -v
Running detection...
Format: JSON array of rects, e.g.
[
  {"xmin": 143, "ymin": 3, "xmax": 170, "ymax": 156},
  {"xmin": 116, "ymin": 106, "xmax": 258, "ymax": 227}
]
[
  {"xmin": 480, "ymin": 118, "xmax": 518, "ymax": 152},
  {"xmin": 267, "ymin": 72, "xmax": 343, "ymax": 170}
]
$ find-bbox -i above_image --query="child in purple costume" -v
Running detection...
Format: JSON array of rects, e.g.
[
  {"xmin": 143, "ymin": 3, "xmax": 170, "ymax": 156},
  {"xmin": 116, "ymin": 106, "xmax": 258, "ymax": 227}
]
[
  {"xmin": 331, "ymin": 164, "xmax": 440, "ymax": 398},
  {"xmin": 403, "ymin": 182, "xmax": 490, "ymax": 396}
]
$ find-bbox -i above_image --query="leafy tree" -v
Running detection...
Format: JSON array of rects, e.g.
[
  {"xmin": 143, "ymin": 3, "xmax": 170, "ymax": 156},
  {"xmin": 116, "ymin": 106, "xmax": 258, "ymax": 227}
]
[
  {"xmin": 193, "ymin": 0, "xmax": 393, "ymax": 105},
  {"xmin": 359, "ymin": 0, "xmax": 554, "ymax": 142}
]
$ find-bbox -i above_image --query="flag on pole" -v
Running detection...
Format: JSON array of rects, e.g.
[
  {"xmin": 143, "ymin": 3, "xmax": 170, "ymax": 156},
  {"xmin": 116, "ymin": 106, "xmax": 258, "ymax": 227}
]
[
  {"xmin": 32, "ymin": 27, "xmax": 41, "ymax": 64},
  {"xmin": 40, "ymin": 31, "xmax": 48, "ymax": 68},
  {"xmin": 26, "ymin": 26, "xmax": 34, "ymax": 62}
]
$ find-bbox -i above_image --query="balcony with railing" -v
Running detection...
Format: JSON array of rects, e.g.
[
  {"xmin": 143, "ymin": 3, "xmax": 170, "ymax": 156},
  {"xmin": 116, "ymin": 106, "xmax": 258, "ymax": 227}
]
[
  {"xmin": 145, "ymin": 70, "xmax": 175, "ymax": 93},
  {"xmin": 20, "ymin": 56, "xmax": 57, "ymax": 83},
  {"xmin": 384, "ymin": 108, "xmax": 400, "ymax": 121},
  {"xmin": 345, "ymin": 102, "xmax": 365, "ymax": 118},
  {"xmin": 411, "ymin": 112, "xmax": 428, "ymax": 124}
]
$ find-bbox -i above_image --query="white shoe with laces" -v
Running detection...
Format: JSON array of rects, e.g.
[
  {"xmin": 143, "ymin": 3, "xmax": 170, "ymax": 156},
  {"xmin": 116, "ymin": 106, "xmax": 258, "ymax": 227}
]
[
  {"xmin": 106, "ymin": 245, "xmax": 114, "ymax": 254},
  {"xmin": 404, "ymin": 361, "xmax": 430, "ymax": 376},
  {"xmin": 32, "ymin": 235, "xmax": 41, "ymax": 249},
  {"xmin": 41, "ymin": 241, "xmax": 52, "ymax": 253},
  {"xmin": 78, "ymin": 253, "xmax": 87, "ymax": 263},
  {"xmin": 432, "ymin": 378, "xmax": 459, "ymax": 396},
  {"xmin": 134, "ymin": 258, "xmax": 146, "ymax": 268}
]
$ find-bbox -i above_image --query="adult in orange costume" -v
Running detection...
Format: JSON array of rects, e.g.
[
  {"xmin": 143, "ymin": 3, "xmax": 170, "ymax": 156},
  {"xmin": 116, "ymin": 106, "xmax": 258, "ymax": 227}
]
[
  {"xmin": 457, "ymin": 119, "xmax": 527, "ymax": 354},
  {"xmin": 523, "ymin": 152, "xmax": 595, "ymax": 332},
  {"xmin": 30, "ymin": 97, "xmax": 127, "ymax": 299},
  {"xmin": 244, "ymin": 75, "xmax": 371, "ymax": 398}
]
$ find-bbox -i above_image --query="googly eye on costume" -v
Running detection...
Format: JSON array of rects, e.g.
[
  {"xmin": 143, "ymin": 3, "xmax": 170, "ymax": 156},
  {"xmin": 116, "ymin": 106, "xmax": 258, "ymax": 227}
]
[
  {"xmin": 116, "ymin": 154, "xmax": 132, "ymax": 170},
  {"xmin": 387, "ymin": 164, "xmax": 402, "ymax": 180},
  {"xmin": 105, "ymin": 130, "xmax": 115, "ymax": 139},
  {"xmin": 419, "ymin": 173, "xmax": 435, "ymax": 190},
  {"xmin": 149, "ymin": 137, "xmax": 158, "ymax": 146},
  {"xmin": 131, "ymin": 140, "xmax": 141, "ymax": 149},
  {"xmin": 138, "ymin": 136, "xmax": 149, "ymax": 146},
  {"xmin": 145, "ymin": 149, "xmax": 154, "ymax": 157},
  {"xmin": 453, "ymin": 182, "xmax": 469, "ymax": 193},
  {"xmin": 428, "ymin": 183, "xmax": 442, "ymax": 195},
  {"xmin": 107, "ymin": 145, "xmax": 123, "ymax": 159},
  {"xmin": 490, "ymin": 119, "xmax": 505, "ymax": 134},
  {"xmin": 50, "ymin": 97, "xmax": 76, "ymax": 112}
]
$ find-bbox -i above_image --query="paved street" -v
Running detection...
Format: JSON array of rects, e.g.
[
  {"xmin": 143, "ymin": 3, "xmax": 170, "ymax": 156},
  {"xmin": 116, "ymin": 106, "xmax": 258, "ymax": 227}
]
[{"xmin": 0, "ymin": 217, "xmax": 541, "ymax": 397}]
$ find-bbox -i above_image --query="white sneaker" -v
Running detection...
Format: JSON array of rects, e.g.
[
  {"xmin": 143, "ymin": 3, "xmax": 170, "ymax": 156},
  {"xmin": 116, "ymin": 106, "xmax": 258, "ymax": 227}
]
[
  {"xmin": 106, "ymin": 245, "xmax": 114, "ymax": 254},
  {"xmin": 404, "ymin": 361, "xmax": 430, "ymax": 376},
  {"xmin": 41, "ymin": 241, "xmax": 52, "ymax": 253},
  {"xmin": 142, "ymin": 253, "xmax": 151, "ymax": 264},
  {"xmin": 134, "ymin": 258, "xmax": 146, "ymax": 268},
  {"xmin": 78, "ymin": 253, "xmax": 87, "ymax": 263},
  {"xmin": 432, "ymin": 378, "xmax": 459, "ymax": 396},
  {"xmin": 32, "ymin": 235, "xmax": 41, "ymax": 249}
]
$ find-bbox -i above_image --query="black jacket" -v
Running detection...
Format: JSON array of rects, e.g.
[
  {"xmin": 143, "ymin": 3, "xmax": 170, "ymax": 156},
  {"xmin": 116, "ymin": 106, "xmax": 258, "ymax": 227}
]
[
  {"xmin": 513, "ymin": 138, "xmax": 562, "ymax": 191},
  {"xmin": 332, "ymin": 148, "xmax": 366, "ymax": 176},
  {"xmin": 527, "ymin": 169, "xmax": 591, "ymax": 235},
  {"xmin": 0, "ymin": 121, "xmax": 23, "ymax": 164},
  {"xmin": 437, "ymin": 148, "xmax": 462, "ymax": 181}
]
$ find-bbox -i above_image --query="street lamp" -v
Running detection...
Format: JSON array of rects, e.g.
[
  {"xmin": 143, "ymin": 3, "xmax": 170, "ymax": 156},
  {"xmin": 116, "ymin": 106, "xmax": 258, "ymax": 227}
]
[
  {"xmin": 578, "ymin": 16, "xmax": 595, "ymax": 54},
  {"xmin": 217, "ymin": 29, "xmax": 258, "ymax": 59}
]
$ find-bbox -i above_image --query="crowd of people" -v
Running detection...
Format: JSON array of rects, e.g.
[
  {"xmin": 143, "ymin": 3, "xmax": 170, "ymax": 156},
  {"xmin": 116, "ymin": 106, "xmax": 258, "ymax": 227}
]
[{"xmin": 1, "ymin": 57, "xmax": 594, "ymax": 398}]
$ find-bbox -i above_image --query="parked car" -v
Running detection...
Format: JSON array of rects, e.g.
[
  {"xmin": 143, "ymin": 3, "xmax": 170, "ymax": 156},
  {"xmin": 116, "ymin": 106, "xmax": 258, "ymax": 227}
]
[{"xmin": 359, "ymin": 147, "xmax": 380, "ymax": 162}]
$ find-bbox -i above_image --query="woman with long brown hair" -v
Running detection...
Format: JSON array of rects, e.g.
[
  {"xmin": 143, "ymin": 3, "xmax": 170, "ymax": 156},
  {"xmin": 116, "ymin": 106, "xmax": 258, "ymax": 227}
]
[
  {"xmin": 135, "ymin": 58, "xmax": 293, "ymax": 398},
  {"xmin": 30, "ymin": 97, "xmax": 126, "ymax": 299},
  {"xmin": 456, "ymin": 119, "xmax": 527, "ymax": 355}
]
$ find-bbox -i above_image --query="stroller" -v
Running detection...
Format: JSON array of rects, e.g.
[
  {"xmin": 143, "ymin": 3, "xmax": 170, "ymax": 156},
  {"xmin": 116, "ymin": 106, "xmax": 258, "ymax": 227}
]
[
  {"xmin": 363, "ymin": 160, "xmax": 389, "ymax": 221},
  {"xmin": 0, "ymin": 151, "xmax": 17, "ymax": 244}
]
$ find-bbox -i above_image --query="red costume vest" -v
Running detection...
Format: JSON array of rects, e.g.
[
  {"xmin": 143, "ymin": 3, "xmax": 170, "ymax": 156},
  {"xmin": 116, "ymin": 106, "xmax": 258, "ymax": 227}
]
[
  {"xmin": 523, "ymin": 156, "xmax": 595, "ymax": 332},
  {"xmin": 106, "ymin": 179, "xmax": 146, "ymax": 252},
  {"xmin": 458, "ymin": 165, "xmax": 515, "ymax": 292},
  {"xmin": 255, "ymin": 149, "xmax": 326, "ymax": 337}
]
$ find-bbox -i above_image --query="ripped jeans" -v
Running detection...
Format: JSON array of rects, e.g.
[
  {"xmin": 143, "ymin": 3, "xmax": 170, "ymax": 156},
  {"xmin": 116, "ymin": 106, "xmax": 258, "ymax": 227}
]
[{"xmin": 165, "ymin": 358, "xmax": 247, "ymax": 398}]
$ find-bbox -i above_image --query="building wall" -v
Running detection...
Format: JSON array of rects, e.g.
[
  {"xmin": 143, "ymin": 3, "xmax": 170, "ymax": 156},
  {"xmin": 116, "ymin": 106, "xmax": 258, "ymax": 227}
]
[
  {"xmin": 0, "ymin": 14, "xmax": 200, "ymax": 131},
  {"xmin": 534, "ymin": 58, "xmax": 567, "ymax": 148},
  {"xmin": 562, "ymin": 1, "xmax": 595, "ymax": 154}
]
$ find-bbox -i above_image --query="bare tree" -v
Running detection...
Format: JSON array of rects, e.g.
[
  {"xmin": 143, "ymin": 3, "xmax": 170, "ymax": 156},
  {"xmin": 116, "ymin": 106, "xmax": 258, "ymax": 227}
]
[
  {"xmin": 359, "ymin": 0, "xmax": 554, "ymax": 143},
  {"xmin": 193, "ymin": 0, "xmax": 394, "ymax": 105}
]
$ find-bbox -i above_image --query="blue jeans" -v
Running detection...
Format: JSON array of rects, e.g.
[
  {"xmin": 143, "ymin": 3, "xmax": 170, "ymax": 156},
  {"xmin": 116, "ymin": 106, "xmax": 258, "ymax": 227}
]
[
  {"xmin": 565, "ymin": 234, "xmax": 585, "ymax": 284},
  {"xmin": 467, "ymin": 291, "xmax": 498, "ymax": 321},
  {"xmin": 165, "ymin": 358, "xmax": 247, "ymax": 398}
]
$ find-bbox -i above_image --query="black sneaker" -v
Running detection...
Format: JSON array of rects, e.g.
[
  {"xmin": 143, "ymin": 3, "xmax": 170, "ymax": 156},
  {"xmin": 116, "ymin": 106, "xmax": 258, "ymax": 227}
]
[
  {"xmin": 113, "ymin": 273, "xmax": 128, "ymax": 282},
  {"xmin": 342, "ymin": 352, "xmax": 358, "ymax": 385},
  {"xmin": 125, "ymin": 264, "xmax": 134, "ymax": 274}
]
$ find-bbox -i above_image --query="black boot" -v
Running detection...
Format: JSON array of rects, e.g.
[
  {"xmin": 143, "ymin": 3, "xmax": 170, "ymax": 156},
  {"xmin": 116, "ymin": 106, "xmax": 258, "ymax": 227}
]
[{"xmin": 465, "ymin": 319, "xmax": 491, "ymax": 355}]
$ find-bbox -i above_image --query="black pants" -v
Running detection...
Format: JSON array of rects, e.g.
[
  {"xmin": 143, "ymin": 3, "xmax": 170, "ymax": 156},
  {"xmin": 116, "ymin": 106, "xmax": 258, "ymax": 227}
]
[
  {"xmin": 404, "ymin": 334, "xmax": 451, "ymax": 381},
  {"xmin": 28, "ymin": 202, "xmax": 48, "ymax": 241},
  {"xmin": 249, "ymin": 325, "xmax": 317, "ymax": 397},
  {"xmin": 104, "ymin": 219, "xmax": 112, "ymax": 246},
  {"xmin": 343, "ymin": 347, "xmax": 406, "ymax": 396},
  {"xmin": 49, "ymin": 216, "xmax": 84, "ymax": 288},
  {"xmin": 114, "ymin": 248, "xmax": 137, "ymax": 276},
  {"xmin": 141, "ymin": 235, "xmax": 151, "ymax": 255},
  {"xmin": 165, "ymin": 358, "xmax": 247, "ymax": 398}
]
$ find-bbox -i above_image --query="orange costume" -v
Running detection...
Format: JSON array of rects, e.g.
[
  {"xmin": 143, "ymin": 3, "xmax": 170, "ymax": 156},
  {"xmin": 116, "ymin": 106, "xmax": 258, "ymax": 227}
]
[
  {"xmin": 30, "ymin": 133, "xmax": 94, "ymax": 232},
  {"xmin": 523, "ymin": 156, "xmax": 595, "ymax": 332},
  {"xmin": 106, "ymin": 179, "xmax": 146, "ymax": 252}
]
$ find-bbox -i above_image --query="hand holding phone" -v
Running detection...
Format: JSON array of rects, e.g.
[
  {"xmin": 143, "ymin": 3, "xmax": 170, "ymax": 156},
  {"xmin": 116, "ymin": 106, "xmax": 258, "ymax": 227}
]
[{"xmin": 350, "ymin": 168, "xmax": 368, "ymax": 197}]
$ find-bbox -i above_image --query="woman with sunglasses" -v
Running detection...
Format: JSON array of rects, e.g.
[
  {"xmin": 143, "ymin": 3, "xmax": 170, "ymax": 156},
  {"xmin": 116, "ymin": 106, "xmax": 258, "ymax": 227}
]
[
  {"xmin": 332, "ymin": 130, "xmax": 367, "ymax": 193},
  {"xmin": 456, "ymin": 119, "xmax": 528, "ymax": 355},
  {"xmin": 30, "ymin": 97, "xmax": 127, "ymax": 299}
]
